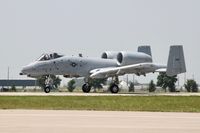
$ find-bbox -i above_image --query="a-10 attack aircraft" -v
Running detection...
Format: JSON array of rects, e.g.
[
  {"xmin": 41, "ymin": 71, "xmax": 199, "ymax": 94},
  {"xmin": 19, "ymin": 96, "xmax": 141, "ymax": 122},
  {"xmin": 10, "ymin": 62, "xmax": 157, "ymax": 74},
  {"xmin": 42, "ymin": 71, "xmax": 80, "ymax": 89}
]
[{"xmin": 20, "ymin": 45, "xmax": 186, "ymax": 93}]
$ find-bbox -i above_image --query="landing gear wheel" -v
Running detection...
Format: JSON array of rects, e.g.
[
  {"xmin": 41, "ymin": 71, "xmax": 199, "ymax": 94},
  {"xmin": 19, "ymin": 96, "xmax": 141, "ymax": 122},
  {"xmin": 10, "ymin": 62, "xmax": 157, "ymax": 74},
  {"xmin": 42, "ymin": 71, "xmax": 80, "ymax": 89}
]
[
  {"xmin": 44, "ymin": 86, "xmax": 51, "ymax": 93},
  {"xmin": 109, "ymin": 84, "xmax": 119, "ymax": 93},
  {"xmin": 43, "ymin": 75, "xmax": 54, "ymax": 93},
  {"xmin": 82, "ymin": 84, "xmax": 91, "ymax": 93}
]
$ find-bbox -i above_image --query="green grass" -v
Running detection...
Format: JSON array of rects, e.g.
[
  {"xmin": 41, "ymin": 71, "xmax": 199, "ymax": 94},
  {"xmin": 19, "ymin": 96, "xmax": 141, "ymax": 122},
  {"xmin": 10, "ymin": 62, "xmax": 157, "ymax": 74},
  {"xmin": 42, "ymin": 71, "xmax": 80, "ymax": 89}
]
[{"xmin": 0, "ymin": 96, "xmax": 200, "ymax": 112}]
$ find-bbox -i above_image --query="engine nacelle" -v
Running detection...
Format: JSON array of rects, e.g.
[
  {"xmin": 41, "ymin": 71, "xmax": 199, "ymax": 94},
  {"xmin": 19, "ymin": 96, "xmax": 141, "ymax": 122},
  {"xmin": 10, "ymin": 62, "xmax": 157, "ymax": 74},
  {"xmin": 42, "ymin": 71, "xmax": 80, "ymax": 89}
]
[
  {"xmin": 117, "ymin": 52, "xmax": 152, "ymax": 66},
  {"xmin": 101, "ymin": 51, "xmax": 119, "ymax": 59}
]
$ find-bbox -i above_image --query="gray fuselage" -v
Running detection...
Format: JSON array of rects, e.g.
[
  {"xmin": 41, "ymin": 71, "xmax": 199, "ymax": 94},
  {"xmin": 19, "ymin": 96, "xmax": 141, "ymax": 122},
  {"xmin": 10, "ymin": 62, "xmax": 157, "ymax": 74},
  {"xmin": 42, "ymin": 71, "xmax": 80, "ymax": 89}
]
[
  {"xmin": 21, "ymin": 51, "xmax": 157, "ymax": 78},
  {"xmin": 22, "ymin": 56, "xmax": 119, "ymax": 77}
]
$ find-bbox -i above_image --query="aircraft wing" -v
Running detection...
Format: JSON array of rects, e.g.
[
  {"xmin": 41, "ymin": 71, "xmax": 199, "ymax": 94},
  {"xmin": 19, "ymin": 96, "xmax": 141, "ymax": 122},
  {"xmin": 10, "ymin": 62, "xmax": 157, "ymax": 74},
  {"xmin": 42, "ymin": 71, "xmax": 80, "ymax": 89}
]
[
  {"xmin": 90, "ymin": 45, "xmax": 186, "ymax": 79},
  {"xmin": 90, "ymin": 63, "xmax": 159, "ymax": 79}
]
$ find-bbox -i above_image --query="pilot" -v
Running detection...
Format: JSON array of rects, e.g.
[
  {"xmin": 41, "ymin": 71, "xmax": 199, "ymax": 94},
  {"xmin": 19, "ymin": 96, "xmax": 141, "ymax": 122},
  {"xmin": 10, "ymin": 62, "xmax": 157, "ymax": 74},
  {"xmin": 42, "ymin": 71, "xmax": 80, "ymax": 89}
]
[
  {"xmin": 43, "ymin": 55, "xmax": 47, "ymax": 60},
  {"xmin": 44, "ymin": 54, "xmax": 50, "ymax": 60},
  {"xmin": 53, "ymin": 53, "xmax": 58, "ymax": 58},
  {"xmin": 50, "ymin": 54, "xmax": 53, "ymax": 59}
]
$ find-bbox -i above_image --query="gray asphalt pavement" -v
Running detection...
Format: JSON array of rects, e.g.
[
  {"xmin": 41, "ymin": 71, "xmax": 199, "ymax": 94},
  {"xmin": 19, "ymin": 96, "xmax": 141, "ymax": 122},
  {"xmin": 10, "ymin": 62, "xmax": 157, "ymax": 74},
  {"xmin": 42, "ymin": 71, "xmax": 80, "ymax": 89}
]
[{"xmin": 0, "ymin": 110, "xmax": 200, "ymax": 133}]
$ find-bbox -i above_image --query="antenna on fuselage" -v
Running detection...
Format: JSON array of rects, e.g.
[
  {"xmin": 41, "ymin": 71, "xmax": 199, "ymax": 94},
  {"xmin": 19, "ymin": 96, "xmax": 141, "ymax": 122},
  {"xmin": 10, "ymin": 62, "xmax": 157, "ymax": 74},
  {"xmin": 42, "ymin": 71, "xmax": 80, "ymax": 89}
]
[{"xmin": 79, "ymin": 53, "xmax": 83, "ymax": 57}]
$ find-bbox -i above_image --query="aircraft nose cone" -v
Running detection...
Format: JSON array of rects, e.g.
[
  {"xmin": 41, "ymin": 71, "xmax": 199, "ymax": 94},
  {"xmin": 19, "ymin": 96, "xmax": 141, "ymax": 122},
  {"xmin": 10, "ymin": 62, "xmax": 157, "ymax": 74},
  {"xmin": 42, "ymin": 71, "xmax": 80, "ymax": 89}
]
[
  {"xmin": 20, "ymin": 64, "xmax": 34, "ymax": 75},
  {"xmin": 20, "ymin": 66, "xmax": 29, "ymax": 75}
]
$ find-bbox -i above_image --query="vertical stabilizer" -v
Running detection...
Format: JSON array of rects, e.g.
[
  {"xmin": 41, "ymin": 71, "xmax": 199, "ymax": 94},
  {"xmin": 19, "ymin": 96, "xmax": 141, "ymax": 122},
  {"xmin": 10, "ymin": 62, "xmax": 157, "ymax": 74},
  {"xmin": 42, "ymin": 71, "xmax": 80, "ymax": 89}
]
[
  {"xmin": 138, "ymin": 45, "xmax": 152, "ymax": 57},
  {"xmin": 166, "ymin": 45, "xmax": 186, "ymax": 76}
]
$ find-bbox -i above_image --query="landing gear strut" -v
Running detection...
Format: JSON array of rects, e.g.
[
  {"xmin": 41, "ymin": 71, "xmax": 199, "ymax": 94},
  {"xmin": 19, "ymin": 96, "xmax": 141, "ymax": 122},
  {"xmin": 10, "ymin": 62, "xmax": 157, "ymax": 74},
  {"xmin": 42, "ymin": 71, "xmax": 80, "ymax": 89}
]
[
  {"xmin": 109, "ymin": 76, "xmax": 120, "ymax": 93},
  {"xmin": 43, "ymin": 75, "xmax": 54, "ymax": 93}
]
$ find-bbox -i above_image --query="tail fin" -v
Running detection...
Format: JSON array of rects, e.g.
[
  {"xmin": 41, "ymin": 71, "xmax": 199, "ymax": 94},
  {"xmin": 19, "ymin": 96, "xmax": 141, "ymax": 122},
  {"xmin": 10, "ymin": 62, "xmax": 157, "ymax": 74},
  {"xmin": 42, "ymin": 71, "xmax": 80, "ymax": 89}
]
[
  {"xmin": 138, "ymin": 45, "xmax": 152, "ymax": 57},
  {"xmin": 166, "ymin": 45, "xmax": 186, "ymax": 76}
]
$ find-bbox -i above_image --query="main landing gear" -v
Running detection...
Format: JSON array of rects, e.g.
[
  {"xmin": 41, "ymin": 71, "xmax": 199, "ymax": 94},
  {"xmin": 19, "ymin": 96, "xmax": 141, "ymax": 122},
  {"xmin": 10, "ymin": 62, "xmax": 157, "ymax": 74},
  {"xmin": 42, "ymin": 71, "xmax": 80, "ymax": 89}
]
[
  {"xmin": 82, "ymin": 83, "xmax": 91, "ymax": 93},
  {"xmin": 82, "ymin": 77, "xmax": 120, "ymax": 94},
  {"xmin": 109, "ymin": 76, "xmax": 120, "ymax": 93},
  {"xmin": 109, "ymin": 83, "xmax": 119, "ymax": 93}
]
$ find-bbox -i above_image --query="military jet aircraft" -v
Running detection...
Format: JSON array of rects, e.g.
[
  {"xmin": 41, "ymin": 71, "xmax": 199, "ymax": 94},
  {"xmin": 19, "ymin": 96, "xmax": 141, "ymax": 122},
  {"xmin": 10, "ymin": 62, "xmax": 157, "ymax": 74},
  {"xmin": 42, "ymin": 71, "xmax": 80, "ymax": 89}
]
[{"xmin": 20, "ymin": 45, "xmax": 186, "ymax": 93}]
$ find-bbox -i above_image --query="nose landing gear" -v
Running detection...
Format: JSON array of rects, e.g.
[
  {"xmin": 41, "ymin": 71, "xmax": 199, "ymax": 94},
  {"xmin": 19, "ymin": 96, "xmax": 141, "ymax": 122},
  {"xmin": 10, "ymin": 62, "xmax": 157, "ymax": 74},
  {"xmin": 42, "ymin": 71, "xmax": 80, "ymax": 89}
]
[
  {"xmin": 44, "ymin": 85, "xmax": 51, "ymax": 93},
  {"xmin": 43, "ymin": 75, "xmax": 54, "ymax": 93}
]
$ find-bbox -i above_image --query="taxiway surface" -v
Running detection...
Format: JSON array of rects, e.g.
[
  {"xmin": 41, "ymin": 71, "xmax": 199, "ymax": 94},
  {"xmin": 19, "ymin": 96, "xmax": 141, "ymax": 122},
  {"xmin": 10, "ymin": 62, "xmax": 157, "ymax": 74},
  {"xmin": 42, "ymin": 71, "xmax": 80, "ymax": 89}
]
[{"xmin": 0, "ymin": 110, "xmax": 199, "ymax": 133}]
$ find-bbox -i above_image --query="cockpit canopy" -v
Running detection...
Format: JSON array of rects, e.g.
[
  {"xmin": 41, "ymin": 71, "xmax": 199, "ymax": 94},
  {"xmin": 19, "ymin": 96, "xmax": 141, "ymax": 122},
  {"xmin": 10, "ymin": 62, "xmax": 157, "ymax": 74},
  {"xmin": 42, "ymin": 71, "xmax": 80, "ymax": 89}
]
[{"xmin": 37, "ymin": 53, "xmax": 63, "ymax": 61}]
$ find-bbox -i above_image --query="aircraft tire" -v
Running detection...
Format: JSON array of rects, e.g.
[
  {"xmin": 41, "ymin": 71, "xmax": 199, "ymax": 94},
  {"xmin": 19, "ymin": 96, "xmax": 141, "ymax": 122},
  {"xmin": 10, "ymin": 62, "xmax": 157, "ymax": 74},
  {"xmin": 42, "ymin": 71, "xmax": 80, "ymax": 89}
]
[
  {"xmin": 109, "ymin": 84, "xmax": 119, "ymax": 93},
  {"xmin": 82, "ymin": 84, "xmax": 91, "ymax": 93},
  {"xmin": 44, "ymin": 86, "xmax": 51, "ymax": 93}
]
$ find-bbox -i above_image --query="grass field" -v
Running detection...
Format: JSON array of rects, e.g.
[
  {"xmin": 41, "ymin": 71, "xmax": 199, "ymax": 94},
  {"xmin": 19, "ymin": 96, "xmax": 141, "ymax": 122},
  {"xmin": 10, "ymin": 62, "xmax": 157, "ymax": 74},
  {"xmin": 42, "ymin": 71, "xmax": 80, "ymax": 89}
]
[{"xmin": 0, "ymin": 96, "xmax": 200, "ymax": 112}]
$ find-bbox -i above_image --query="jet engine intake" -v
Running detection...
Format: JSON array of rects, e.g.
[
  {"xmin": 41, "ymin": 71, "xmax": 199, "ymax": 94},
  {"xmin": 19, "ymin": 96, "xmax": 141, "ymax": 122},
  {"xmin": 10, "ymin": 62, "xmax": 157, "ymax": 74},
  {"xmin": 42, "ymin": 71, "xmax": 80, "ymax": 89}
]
[{"xmin": 101, "ymin": 51, "xmax": 119, "ymax": 59}]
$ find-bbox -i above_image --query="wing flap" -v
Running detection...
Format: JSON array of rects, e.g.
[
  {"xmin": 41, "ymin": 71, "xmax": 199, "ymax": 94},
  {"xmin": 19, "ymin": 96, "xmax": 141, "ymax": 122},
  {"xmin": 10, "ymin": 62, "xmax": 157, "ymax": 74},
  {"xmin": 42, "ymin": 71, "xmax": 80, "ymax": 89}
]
[{"xmin": 155, "ymin": 68, "xmax": 166, "ymax": 73}]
